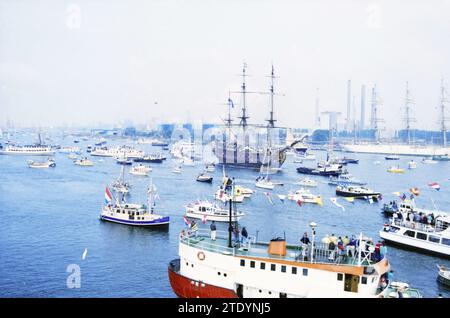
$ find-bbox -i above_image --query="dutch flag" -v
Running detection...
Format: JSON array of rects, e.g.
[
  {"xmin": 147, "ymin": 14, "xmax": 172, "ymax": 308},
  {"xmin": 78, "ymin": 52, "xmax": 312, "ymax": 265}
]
[
  {"xmin": 183, "ymin": 215, "xmax": 191, "ymax": 228},
  {"xmin": 104, "ymin": 186, "xmax": 113, "ymax": 204},
  {"xmin": 428, "ymin": 182, "xmax": 440, "ymax": 191}
]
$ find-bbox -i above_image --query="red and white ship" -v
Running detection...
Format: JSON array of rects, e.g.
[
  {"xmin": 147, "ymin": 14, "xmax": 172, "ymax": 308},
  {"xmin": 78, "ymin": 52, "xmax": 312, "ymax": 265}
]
[{"xmin": 168, "ymin": 226, "xmax": 395, "ymax": 298}]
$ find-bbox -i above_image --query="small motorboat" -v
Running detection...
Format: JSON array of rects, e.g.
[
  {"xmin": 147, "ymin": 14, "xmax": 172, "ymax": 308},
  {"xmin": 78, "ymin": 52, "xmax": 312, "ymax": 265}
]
[
  {"xmin": 295, "ymin": 177, "xmax": 318, "ymax": 187},
  {"xmin": 287, "ymin": 188, "xmax": 323, "ymax": 205},
  {"xmin": 28, "ymin": 159, "xmax": 56, "ymax": 168},
  {"xmin": 422, "ymin": 157, "xmax": 437, "ymax": 164},
  {"xmin": 129, "ymin": 164, "xmax": 152, "ymax": 176},
  {"xmin": 234, "ymin": 185, "xmax": 254, "ymax": 198},
  {"xmin": 437, "ymin": 265, "xmax": 450, "ymax": 287},
  {"xmin": 196, "ymin": 173, "xmax": 213, "ymax": 183},
  {"xmin": 385, "ymin": 155, "xmax": 400, "ymax": 160},
  {"xmin": 387, "ymin": 166, "xmax": 405, "ymax": 173},
  {"xmin": 74, "ymin": 158, "xmax": 94, "ymax": 166},
  {"xmin": 172, "ymin": 166, "xmax": 182, "ymax": 174},
  {"xmin": 205, "ymin": 163, "xmax": 216, "ymax": 172},
  {"xmin": 68, "ymin": 153, "xmax": 77, "ymax": 160},
  {"xmin": 383, "ymin": 281, "xmax": 422, "ymax": 298},
  {"xmin": 116, "ymin": 157, "xmax": 133, "ymax": 165},
  {"xmin": 255, "ymin": 177, "xmax": 274, "ymax": 190},
  {"xmin": 335, "ymin": 185, "xmax": 381, "ymax": 201},
  {"xmin": 407, "ymin": 160, "xmax": 417, "ymax": 169},
  {"xmin": 185, "ymin": 200, "xmax": 244, "ymax": 223}
]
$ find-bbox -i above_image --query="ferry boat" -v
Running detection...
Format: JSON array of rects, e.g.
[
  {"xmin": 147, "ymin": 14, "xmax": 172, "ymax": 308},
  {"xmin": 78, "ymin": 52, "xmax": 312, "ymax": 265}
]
[
  {"xmin": 134, "ymin": 153, "xmax": 166, "ymax": 163},
  {"xmin": 129, "ymin": 164, "xmax": 152, "ymax": 176},
  {"xmin": 28, "ymin": 158, "xmax": 56, "ymax": 168},
  {"xmin": 287, "ymin": 188, "xmax": 323, "ymax": 205},
  {"xmin": 437, "ymin": 265, "xmax": 450, "ymax": 287},
  {"xmin": 1, "ymin": 144, "xmax": 55, "ymax": 156},
  {"xmin": 100, "ymin": 183, "xmax": 169, "ymax": 227},
  {"xmin": 185, "ymin": 201, "xmax": 244, "ymax": 223},
  {"xmin": 381, "ymin": 199, "xmax": 449, "ymax": 218},
  {"xmin": 380, "ymin": 215, "xmax": 450, "ymax": 257},
  {"xmin": 335, "ymin": 185, "xmax": 381, "ymax": 201},
  {"xmin": 74, "ymin": 157, "xmax": 94, "ymax": 166},
  {"xmin": 168, "ymin": 224, "xmax": 403, "ymax": 298}
]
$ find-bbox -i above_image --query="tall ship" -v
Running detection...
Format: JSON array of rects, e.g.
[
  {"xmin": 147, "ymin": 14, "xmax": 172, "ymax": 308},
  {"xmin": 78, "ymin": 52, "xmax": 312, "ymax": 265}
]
[
  {"xmin": 0, "ymin": 133, "xmax": 54, "ymax": 156},
  {"xmin": 212, "ymin": 64, "xmax": 303, "ymax": 170},
  {"xmin": 341, "ymin": 80, "xmax": 450, "ymax": 156}
]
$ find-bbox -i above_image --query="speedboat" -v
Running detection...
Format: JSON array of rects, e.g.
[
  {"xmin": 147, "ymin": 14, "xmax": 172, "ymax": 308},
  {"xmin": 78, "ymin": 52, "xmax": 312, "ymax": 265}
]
[
  {"xmin": 384, "ymin": 282, "xmax": 422, "ymax": 298},
  {"xmin": 234, "ymin": 185, "xmax": 254, "ymax": 198},
  {"xmin": 287, "ymin": 188, "xmax": 323, "ymax": 205},
  {"xmin": 185, "ymin": 200, "xmax": 244, "ymax": 223},
  {"xmin": 74, "ymin": 158, "xmax": 94, "ymax": 166},
  {"xmin": 422, "ymin": 158, "xmax": 437, "ymax": 164},
  {"xmin": 129, "ymin": 164, "xmax": 152, "ymax": 176},
  {"xmin": 437, "ymin": 265, "xmax": 450, "ymax": 287},
  {"xmin": 385, "ymin": 155, "xmax": 400, "ymax": 160},
  {"xmin": 295, "ymin": 177, "xmax": 318, "ymax": 187},
  {"xmin": 335, "ymin": 185, "xmax": 381, "ymax": 201},
  {"xmin": 387, "ymin": 166, "xmax": 405, "ymax": 173},
  {"xmin": 197, "ymin": 173, "xmax": 213, "ymax": 183},
  {"xmin": 28, "ymin": 159, "xmax": 56, "ymax": 168}
]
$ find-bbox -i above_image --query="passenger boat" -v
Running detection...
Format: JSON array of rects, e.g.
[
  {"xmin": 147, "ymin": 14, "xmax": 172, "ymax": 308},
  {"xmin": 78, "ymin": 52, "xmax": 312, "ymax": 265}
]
[
  {"xmin": 91, "ymin": 146, "xmax": 144, "ymax": 158},
  {"xmin": 1, "ymin": 144, "xmax": 55, "ymax": 156},
  {"xmin": 134, "ymin": 153, "xmax": 166, "ymax": 163},
  {"xmin": 100, "ymin": 182, "xmax": 169, "ymax": 227},
  {"xmin": 116, "ymin": 157, "xmax": 133, "ymax": 165},
  {"xmin": 387, "ymin": 166, "xmax": 405, "ymax": 173},
  {"xmin": 295, "ymin": 177, "xmax": 318, "ymax": 187},
  {"xmin": 384, "ymin": 281, "xmax": 422, "ymax": 298},
  {"xmin": 28, "ymin": 159, "xmax": 56, "ymax": 168},
  {"xmin": 185, "ymin": 201, "xmax": 244, "ymax": 223},
  {"xmin": 385, "ymin": 155, "xmax": 400, "ymax": 160},
  {"xmin": 59, "ymin": 146, "xmax": 81, "ymax": 154},
  {"xmin": 380, "ymin": 215, "xmax": 450, "ymax": 257},
  {"xmin": 407, "ymin": 160, "xmax": 417, "ymax": 169},
  {"xmin": 328, "ymin": 174, "xmax": 366, "ymax": 186},
  {"xmin": 422, "ymin": 158, "xmax": 438, "ymax": 164},
  {"xmin": 297, "ymin": 163, "xmax": 342, "ymax": 177},
  {"xmin": 74, "ymin": 158, "xmax": 94, "ymax": 166},
  {"xmin": 381, "ymin": 199, "xmax": 449, "ymax": 218},
  {"xmin": 287, "ymin": 188, "xmax": 323, "ymax": 205},
  {"xmin": 197, "ymin": 173, "xmax": 213, "ymax": 183},
  {"xmin": 168, "ymin": 223, "xmax": 410, "ymax": 298},
  {"xmin": 335, "ymin": 185, "xmax": 381, "ymax": 201},
  {"xmin": 129, "ymin": 164, "xmax": 152, "ymax": 176},
  {"xmin": 437, "ymin": 265, "xmax": 450, "ymax": 287}
]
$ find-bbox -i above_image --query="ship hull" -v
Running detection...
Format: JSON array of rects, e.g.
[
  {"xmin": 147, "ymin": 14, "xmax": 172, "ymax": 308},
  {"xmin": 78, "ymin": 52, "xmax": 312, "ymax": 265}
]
[
  {"xmin": 213, "ymin": 144, "xmax": 287, "ymax": 169},
  {"xmin": 168, "ymin": 259, "xmax": 238, "ymax": 298},
  {"xmin": 341, "ymin": 143, "xmax": 450, "ymax": 156},
  {"xmin": 100, "ymin": 215, "xmax": 170, "ymax": 227},
  {"xmin": 0, "ymin": 150, "xmax": 55, "ymax": 156}
]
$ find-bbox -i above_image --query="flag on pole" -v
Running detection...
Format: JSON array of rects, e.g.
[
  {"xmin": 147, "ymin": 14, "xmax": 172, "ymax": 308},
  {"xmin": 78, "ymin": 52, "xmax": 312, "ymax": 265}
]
[
  {"xmin": 228, "ymin": 98, "xmax": 234, "ymax": 108},
  {"xmin": 428, "ymin": 182, "xmax": 440, "ymax": 191},
  {"xmin": 104, "ymin": 187, "xmax": 113, "ymax": 204},
  {"xmin": 183, "ymin": 215, "xmax": 191, "ymax": 227},
  {"xmin": 277, "ymin": 194, "xmax": 286, "ymax": 202},
  {"xmin": 201, "ymin": 214, "xmax": 207, "ymax": 224},
  {"xmin": 409, "ymin": 187, "xmax": 420, "ymax": 196},
  {"xmin": 400, "ymin": 193, "xmax": 407, "ymax": 201},
  {"xmin": 330, "ymin": 197, "xmax": 345, "ymax": 211}
]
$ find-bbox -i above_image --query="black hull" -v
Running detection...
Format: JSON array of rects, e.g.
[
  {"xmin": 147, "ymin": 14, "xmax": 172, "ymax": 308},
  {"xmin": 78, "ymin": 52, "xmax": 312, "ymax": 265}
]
[
  {"xmin": 336, "ymin": 190, "xmax": 380, "ymax": 200},
  {"xmin": 297, "ymin": 167, "xmax": 341, "ymax": 177},
  {"xmin": 197, "ymin": 179, "xmax": 213, "ymax": 183},
  {"xmin": 134, "ymin": 158, "xmax": 164, "ymax": 163}
]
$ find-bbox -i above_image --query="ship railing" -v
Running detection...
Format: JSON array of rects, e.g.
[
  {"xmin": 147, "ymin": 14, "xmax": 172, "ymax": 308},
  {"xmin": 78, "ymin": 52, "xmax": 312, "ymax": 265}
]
[
  {"xmin": 180, "ymin": 229, "xmax": 242, "ymax": 256},
  {"xmin": 392, "ymin": 218, "xmax": 438, "ymax": 233}
]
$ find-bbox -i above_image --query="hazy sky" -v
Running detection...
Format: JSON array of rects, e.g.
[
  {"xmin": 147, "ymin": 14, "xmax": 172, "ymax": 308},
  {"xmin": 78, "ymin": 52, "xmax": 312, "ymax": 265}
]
[{"xmin": 1, "ymin": 0, "xmax": 450, "ymax": 130}]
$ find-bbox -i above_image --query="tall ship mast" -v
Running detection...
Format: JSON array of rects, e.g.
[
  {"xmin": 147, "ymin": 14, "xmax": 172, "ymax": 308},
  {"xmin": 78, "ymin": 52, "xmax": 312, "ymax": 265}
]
[
  {"xmin": 212, "ymin": 64, "xmax": 302, "ymax": 170},
  {"xmin": 439, "ymin": 77, "xmax": 449, "ymax": 147},
  {"xmin": 403, "ymin": 82, "xmax": 416, "ymax": 145}
]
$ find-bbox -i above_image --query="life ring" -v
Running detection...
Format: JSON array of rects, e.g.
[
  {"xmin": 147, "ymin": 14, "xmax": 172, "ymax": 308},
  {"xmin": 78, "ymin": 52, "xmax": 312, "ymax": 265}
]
[{"xmin": 197, "ymin": 251, "xmax": 205, "ymax": 261}]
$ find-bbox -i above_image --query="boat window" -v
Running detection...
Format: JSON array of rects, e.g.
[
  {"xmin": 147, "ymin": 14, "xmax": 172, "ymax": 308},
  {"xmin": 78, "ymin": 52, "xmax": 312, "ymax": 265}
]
[
  {"xmin": 389, "ymin": 226, "xmax": 400, "ymax": 233},
  {"xmin": 240, "ymin": 260, "xmax": 245, "ymax": 267},
  {"xmin": 250, "ymin": 261, "xmax": 255, "ymax": 268},
  {"xmin": 281, "ymin": 266, "xmax": 286, "ymax": 273},
  {"xmin": 361, "ymin": 277, "xmax": 367, "ymax": 285},
  {"xmin": 260, "ymin": 262, "xmax": 266, "ymax": 270},
  {"xmin": 271, "ymin": 264, "xmax": 276, "ymax": 271},
  {"xmin": 442, "ymin": 238, "xmax": 450, "ymax": 246},
  {"xmin": 116, "ymin": 210, "xmax": 120, "ymax": 213},
  {"xmin": 404, "ymin": 230, "xmax": 415, "ymax": 237},
  {"xmin": 416, "ymin": 232, "xmax": 427, "ymax": 240},
  {"xmin": 303, "ymin": 269, "xmax": 308, "ymax": 276},
  {"xmin": 292, "ymin": 267, "xmax": 297, "ymax": 275},
  {"xmin": 337, "ymin": 273, "xmax": 343, "ymax": 281},
  {"xmin": 363, "ymin": 267, "xmax": 375, "ymax": 275},
  {"xmin": 428, "ymin": 235, "xmax": 440, "ymax": 243}
]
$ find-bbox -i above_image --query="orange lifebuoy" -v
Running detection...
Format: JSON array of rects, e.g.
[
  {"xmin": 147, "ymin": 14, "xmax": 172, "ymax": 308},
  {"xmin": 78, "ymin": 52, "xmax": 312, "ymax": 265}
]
[{"xmin": 197, "ymin": 251, "xmax": 205, "ymax": 261}]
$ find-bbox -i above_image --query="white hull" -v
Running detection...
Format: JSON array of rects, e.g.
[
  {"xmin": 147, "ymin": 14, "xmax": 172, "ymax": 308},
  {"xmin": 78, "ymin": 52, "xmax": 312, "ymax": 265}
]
[
  {"xmin": 185, "ymin": 212, "xmax": 242, "ymax": 223},
  {"xmin": 0, "ymin": 150, "xmax": 55, "ymax": 155},
  {"xmin": 341, "ymin": 143, "xmax": 450, "ymax": 156}
]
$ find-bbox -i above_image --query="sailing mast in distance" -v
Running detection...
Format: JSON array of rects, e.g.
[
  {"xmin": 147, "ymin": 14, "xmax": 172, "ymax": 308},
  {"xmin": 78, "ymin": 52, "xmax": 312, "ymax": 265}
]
[
  {"xmin": 403, "ymin": 81, "xmax": 416, "ymax": 145},
  {"xmin": 266, "ymin": 64, "xmax": 277, "ymax": 129},
  {"xmin": 439, "ymin": 77, "xmax": 449, "ymax": 147}
]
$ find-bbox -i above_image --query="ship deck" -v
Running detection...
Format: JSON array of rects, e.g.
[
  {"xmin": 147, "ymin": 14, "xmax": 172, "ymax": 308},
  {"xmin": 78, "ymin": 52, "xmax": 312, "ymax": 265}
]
[{"xmin": 180, "ymin": 230, "xmax": 377, "ymax": 267}]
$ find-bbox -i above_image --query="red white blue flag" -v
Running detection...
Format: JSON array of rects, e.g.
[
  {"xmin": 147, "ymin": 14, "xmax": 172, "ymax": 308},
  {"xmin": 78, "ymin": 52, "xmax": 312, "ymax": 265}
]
[
  {"xmin": 428, "ymin": 182, "xmax": 440, "ymax": 191},
  {"xmin": 183, "ymin": 215, "xmax": 191, "ymax": 227},
  {"xmin": 104, "ymin": 186, "xmax": 113, "ymax": 204}
]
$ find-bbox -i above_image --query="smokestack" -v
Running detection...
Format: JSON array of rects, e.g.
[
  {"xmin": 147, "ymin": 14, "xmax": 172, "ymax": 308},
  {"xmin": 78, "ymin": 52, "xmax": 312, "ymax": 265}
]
[
  {"xmin": 346, "ymin": 80, "xmax": 352, "ymax": 131},
  {"xmin": 360, "ymin": 85, "xmax": 366, "ymax": 130}
]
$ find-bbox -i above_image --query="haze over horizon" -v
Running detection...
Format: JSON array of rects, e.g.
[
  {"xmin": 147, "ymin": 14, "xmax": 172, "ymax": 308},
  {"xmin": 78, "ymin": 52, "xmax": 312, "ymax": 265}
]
[{"xmin": 1, "ymin": 0, "xmax": 450, "ymax": 131}]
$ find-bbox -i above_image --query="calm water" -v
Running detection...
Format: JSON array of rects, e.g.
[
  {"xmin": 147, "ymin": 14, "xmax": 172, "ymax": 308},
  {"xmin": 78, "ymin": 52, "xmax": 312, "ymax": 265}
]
[{"xmin": 1, "ymin": 137, "xmax": 450, "ymax": 298}]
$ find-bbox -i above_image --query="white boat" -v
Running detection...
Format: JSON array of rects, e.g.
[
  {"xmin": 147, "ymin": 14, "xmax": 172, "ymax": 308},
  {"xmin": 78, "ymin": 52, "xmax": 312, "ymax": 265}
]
[
  {"xmin": 172, "ymin": 165, "xmax": 182, "ymax": 174},
  {"xmin": 387, "ymin": 166, "xmax": 405, "ymax": 173},
  {"xmin": 168, "ymin": 224, "xmax": 413, "ymax": 297},
  {"xmin": 100, "ymin": 182, "xmax": 169, "ymax": 227},
  {"xmin": 1, "ymin": 144, "xmax": 55, "ymax": 156},
  {"xmin": 181, "ymin": 157, "xmax": 195, "ymax": 166},
  {"xmin": 422, "ymin": 158, "xmax": 437, "ymax": 164},
  {"xmin": 255, "ymin": 177, "xmax": 274, "ymax": 190},
  {"xmin": 74, "ymin": 158, "xmax": 94, "ymax": 166},
  {"xmin": 287, "ymin": 188, "xmax": 323, "ymax": 205},
  {"xmin": 28, "ymin": 159, "xmax": 56, "ymax": 168},
  {"xmin": 197, "ymin": 173, "xmax": 213, "ymax": 183},
  {"xmin": 380, "ymin": 215, "xmax": 450, "ymax": 257},
  {"xmin": 295, "ymin": 177, "xmax": 318, "ymax": 187},
  {"xmin": 234, "ymin": 185, "xmax": 254, "ymax": 198},
  {"xmin": 328, "ymin": 174, "xmax": 366, "ymax": 186},
  {"xmin": 341, "ymin": 142, "xmax": 450, "ymax": 156},
  {"xmin": 407, "ymin": 160, "xmax": 417, "ymax": 169},
  {"xmin": 205, "ymin": 163, "xmax": 216, "ymax": 172},
  {"xmin": 59, "ymin": 146, "xmax": 81, "ymax": 154},
  {"xmin": 129, "ymin": 164, "xmax": 152, "ymax": 176},
  {"xmin": 185, "ymin": 201, "xmax": 244, "ymax": 223},
  {"xmin": 112, "ymin": 166, "xmax": 131, "ymax": 195},
  {"xmin": 68, "ymin": 153, "xmax": 78, "ymax": 160},
  {"xmin": 215, "ymin": 187, "xmax": 245, "ymax": 203},
  {"xmin": 91, "ymin": 146, "xmax": 144, "ymax": 158}
]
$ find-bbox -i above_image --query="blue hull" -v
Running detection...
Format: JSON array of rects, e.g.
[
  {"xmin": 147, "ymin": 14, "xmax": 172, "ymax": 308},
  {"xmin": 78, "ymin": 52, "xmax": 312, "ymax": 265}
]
[{"xmin": 100, "ymin": 215, "xmax": 170, "ymax": 227}]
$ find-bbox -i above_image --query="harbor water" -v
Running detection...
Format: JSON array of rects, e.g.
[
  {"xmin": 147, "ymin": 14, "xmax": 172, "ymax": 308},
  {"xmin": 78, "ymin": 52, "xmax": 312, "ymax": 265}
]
[{"xmin": 1, "ymin": 138, "xmax": 450, "ymax": 297}]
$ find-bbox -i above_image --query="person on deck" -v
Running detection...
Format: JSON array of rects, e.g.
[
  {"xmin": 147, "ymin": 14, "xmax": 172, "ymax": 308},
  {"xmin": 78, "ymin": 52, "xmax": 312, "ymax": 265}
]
[
  {"xmin": 241, "ymin": 226, "xmax": 248, "ymax": 245},
  {"xmin": 210, "ymin": 221, "xmax": 217, "ymax": 241},
  {"xmin": 300, "ymin": 232, "xmax": 311, "ymax": 245}
]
